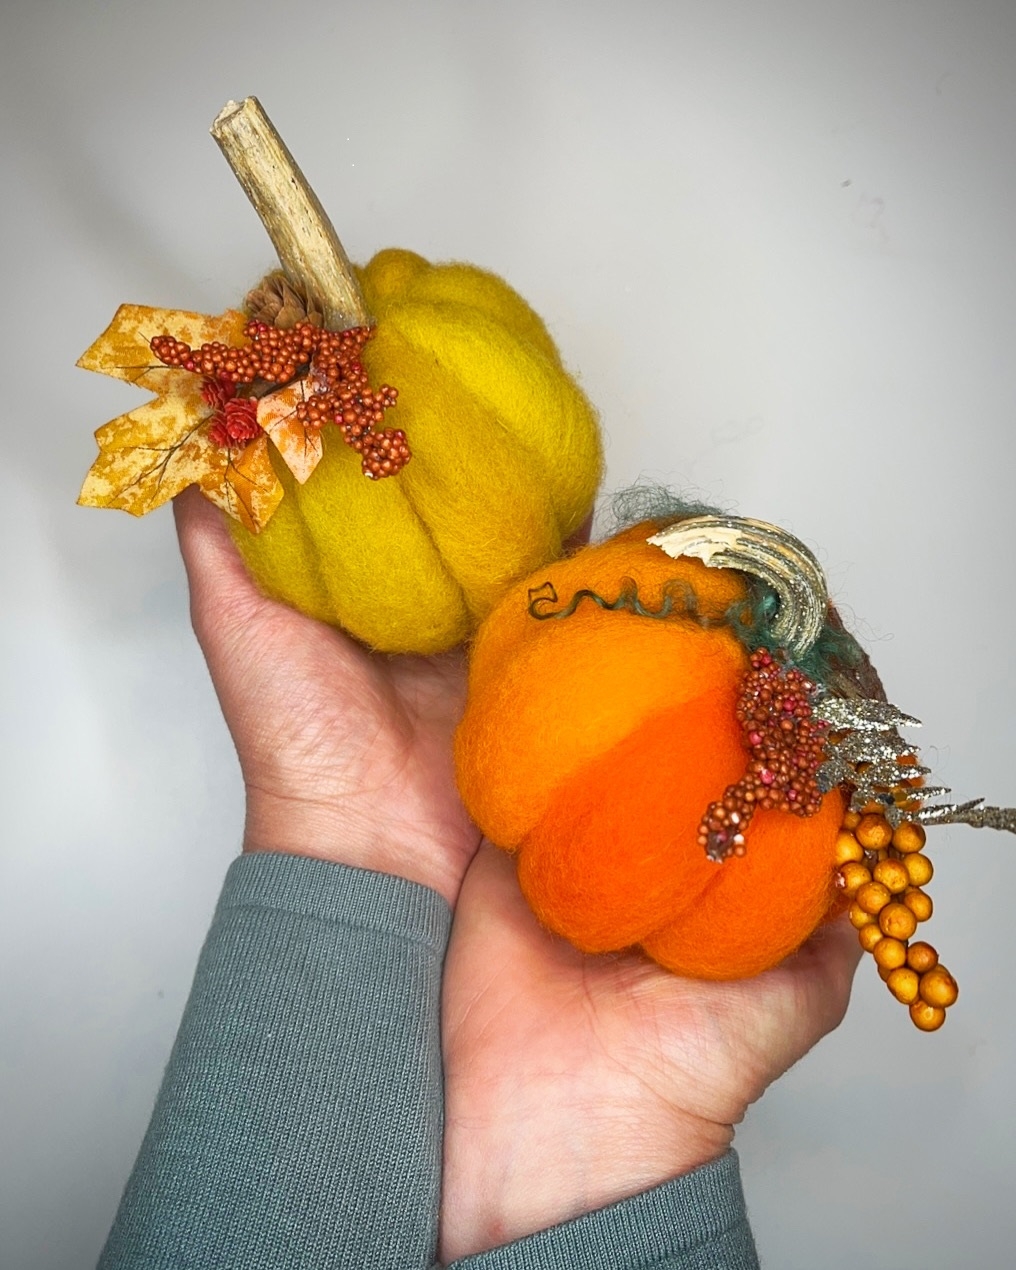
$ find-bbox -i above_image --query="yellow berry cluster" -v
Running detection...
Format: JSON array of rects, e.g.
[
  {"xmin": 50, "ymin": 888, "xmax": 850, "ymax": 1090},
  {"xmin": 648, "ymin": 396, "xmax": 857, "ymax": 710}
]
[{"xmin": 835, "ymin": 805, "xmax": 958, "ymax": 1030}]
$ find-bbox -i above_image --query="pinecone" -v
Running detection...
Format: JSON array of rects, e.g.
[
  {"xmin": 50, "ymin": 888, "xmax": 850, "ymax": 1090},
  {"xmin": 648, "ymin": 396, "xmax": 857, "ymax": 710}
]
[{"xmin": 244, "ymin": 272, "xmax": 325, "ymax": 330}]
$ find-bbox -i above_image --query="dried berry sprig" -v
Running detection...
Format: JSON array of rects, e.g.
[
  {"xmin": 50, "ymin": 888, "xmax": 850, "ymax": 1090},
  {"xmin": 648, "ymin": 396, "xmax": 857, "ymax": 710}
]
[
  {"xmin": 836, "ymin": 798, "xmax": 958, "ymax": 1031},
  {"xmin": 151, "ymin": 320, "xmax": 408, "ymax": 478},
  {"xmin": 698, "ymin": 648, "xmax": 828, "ymax": 861}
]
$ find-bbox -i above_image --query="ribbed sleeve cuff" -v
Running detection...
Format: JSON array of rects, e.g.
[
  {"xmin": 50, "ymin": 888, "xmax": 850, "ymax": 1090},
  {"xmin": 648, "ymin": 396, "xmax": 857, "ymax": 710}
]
[
  {"xmin": 219, "ymin": 849, "xmax": 452, "ymax": 952},
  {"xmin": 448, "ymin": 1151, "xmax": 758, "ymax": 1270}
]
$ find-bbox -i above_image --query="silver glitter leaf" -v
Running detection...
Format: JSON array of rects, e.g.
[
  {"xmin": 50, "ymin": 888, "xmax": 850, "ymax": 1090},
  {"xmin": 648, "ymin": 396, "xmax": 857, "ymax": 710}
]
[
  {"xmin": 818, "ymin": 691, "xmax": 1016, "ymax": 836},
  {"xmin": 916, "ymin": 799, "xmax": 1016, "ymax": 834},
  {"xmin": 816, "ymin": 696, "xmax": 922, "ymax": 732},
  {"xmin": 907, "ymin": 785, "xmax": 953, "ymax": 803},
  {"xmin": 822, "ymin": 728, "xmax": 915, "ymax": 766},
  {"xmin": 817, "ymin": 693, "xmax": 929, "ymax": 823}
]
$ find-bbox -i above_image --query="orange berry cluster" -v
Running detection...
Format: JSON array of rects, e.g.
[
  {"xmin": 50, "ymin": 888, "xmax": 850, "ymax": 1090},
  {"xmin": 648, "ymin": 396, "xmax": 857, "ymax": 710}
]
[
  {"xmin": 295, "ymin": 331, "xmax": 406, "ymax": 480},
  {"xmin": 836, "ymin": 804, "xmax": 958, "ymax": 1030},
  {"xmin": 151, "ymin": 321, "xmax": 409, "ymax": 478},
  {"xmin": 152, "ymin": 321, "xmax": 322, "ymax": 385},
  {"xmin": 699, "ymin": 649, "xmax": 828, "ymax": 861}
]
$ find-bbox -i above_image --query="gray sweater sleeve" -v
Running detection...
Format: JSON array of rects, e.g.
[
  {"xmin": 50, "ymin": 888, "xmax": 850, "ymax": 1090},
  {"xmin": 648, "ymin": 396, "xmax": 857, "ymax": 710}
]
[
  {"xmin": 97, "ymin": 852, "xmax": 758, "ymax": 1270},
  {"xmin": 449, "ymin": 1154, "xmax": 758, "ymax": 1270},
  {"xmin": 98, "ymin": 852, "xmax": 451, "ymax": 1270}
]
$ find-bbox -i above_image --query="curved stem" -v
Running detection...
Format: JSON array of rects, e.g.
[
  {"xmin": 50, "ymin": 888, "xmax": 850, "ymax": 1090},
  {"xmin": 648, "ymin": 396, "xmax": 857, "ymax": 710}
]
[{"xmin": 211, "ymin": 97, "xmax": 370, "ymax": 331}]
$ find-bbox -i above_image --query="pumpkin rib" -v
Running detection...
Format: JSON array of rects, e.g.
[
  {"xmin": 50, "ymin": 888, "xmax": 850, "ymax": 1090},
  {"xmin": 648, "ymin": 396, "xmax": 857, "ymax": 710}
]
[
  {"xmin": 311, "ymin": 430, "xmax": 463, "ymax": 644},
  {"xmin": 380, "ymin": 299, "xmax": 600, "ymax": 540},
  {"xmin": 229, "ymin": 452, "xmax": 332, "ymax": 622},
  {"xmin": 236, "ymin": 427, "xmax": 470, "ymax": 651},
  {"xmin": 359, "ymin": 250, "xmax": 565, "ymax": 370},
  {"xmin": 388, "ymin": 461, "xmax": 468, "ymax": 627},
  {"xmin": 400, "ymin": 260, "xmax": 564, "ymax": 367},
  {"xmin": 363, "ymin": 322, "xmax": 565, "ymax": 621},
  {"xmin": 356, "ymin": 248, "xmax": 431, "ymax": 314},
  {"xmin": 381, "ymin": 301, "xmax": 552, "ymax": 462},
  {"xmin": 263, "ymin": 448, "xmax": 338, "ymax": 624}
]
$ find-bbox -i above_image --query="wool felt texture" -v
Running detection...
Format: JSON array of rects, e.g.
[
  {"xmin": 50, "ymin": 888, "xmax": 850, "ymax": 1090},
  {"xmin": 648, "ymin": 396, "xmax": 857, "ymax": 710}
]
[
  {"xmin": 455, "ymin": 521, "xmax": 845, "ymax": 980},
  {"xmin": 231, "ymin": 249, "xmax": 603, "ymax": 654}
]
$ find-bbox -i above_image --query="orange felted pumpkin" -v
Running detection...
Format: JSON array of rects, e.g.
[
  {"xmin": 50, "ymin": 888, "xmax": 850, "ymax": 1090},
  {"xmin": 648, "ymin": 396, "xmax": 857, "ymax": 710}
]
[{"xmin": 455, "ymin": 515, "xmax": 850, "ymax": 981}]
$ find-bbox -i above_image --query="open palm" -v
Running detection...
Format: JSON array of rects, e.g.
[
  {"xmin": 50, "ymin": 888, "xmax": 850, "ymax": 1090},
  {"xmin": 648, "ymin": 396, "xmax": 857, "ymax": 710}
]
[
  {"xmin": 439, "ymin": 843, "xmax": 859, "ymax": 1260},
  {"xmin": 174, "ymin": 487, "xmax": 480, "ymax": 905}
]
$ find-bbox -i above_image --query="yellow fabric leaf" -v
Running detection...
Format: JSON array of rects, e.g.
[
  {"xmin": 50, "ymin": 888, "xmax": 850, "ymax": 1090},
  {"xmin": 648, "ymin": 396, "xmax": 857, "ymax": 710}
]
[
  {"xmin": 201, "ymin": 435, "xmax": 283, "ymax": 534},
  {"xmin": 78, "ymin": 303, "xmax": 284, "ymax": 529},
  {"xmin": 77, "ymin": 305, "xmax": 247, "ymax": 391},
  {"xmin": 78, "ymin": 384, "xmax": 220, "ymax": 517},
  {"xmin": 257, "ymin": 382, "xmax": 324, "ymax": 484}
]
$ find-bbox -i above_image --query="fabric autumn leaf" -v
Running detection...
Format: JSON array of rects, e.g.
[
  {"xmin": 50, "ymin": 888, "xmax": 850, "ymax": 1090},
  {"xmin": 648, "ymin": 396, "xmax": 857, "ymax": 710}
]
[
  {"xmin": 78, "ymin": 305, "xmax": 284, "ymax": 533},
  {"xmin": 78, "ymin": 303, "xmax": 408, "ymax": 534},
  {"xmin": 256, "ymin": 379, "xmax": 325, "ymax": 484}
]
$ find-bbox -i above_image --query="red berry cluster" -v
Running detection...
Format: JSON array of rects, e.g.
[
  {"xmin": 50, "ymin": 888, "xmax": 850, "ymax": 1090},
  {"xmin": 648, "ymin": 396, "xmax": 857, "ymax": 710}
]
[
  {"xmin": 150, "ymin": 321, "xmax": 409, "ymax": 478},
  {"xmin": 698, "ymin": 649, "xmax": 828, "ymax": 862}
]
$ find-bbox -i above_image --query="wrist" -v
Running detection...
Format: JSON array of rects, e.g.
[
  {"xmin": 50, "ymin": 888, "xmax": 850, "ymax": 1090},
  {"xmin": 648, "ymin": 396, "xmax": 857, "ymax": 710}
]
[
  {"xmin": 440, "ymin": 1094, "xmax": 732, "ymax": 1259},
  {"xmin": 242, "ymin": 791, "xmax": 470, "ymax": 906}
]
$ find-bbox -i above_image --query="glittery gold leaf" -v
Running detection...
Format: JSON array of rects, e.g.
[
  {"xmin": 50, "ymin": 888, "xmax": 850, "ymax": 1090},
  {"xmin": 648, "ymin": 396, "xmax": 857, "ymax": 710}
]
[{"xmin": 256, "ymin": 381, "xmax": 324, "ymax": 483}]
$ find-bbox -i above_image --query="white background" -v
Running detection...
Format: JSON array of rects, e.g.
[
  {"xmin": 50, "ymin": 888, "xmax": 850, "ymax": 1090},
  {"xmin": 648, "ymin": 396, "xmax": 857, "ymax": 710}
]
[{"xmin": 3, "ymin": 2, "xmax": 1015, "ymax": 1266}]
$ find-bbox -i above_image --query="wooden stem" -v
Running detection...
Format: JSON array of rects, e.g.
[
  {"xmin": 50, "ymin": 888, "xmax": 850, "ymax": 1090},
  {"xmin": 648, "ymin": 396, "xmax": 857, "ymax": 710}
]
[{"xmin": 211, "ymin": 97, "xmax": 369, "ymax": 330}]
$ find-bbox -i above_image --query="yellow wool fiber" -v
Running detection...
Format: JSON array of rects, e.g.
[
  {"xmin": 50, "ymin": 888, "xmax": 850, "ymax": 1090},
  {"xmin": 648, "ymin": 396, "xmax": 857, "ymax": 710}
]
[{"xmin": 232, "ymin": 249, "xmax": 603, "ymax": 653}]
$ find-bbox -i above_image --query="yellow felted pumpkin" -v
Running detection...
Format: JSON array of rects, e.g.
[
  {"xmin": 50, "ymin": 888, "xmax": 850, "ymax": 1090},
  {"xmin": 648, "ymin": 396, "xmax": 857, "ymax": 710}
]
[
  {"xmin": 229, "ymin": 248, "xmax": 602, "ymax": 654},
  {"xmin": 77, "ymin": 99, "xmax": 602, "ymax": 656}
]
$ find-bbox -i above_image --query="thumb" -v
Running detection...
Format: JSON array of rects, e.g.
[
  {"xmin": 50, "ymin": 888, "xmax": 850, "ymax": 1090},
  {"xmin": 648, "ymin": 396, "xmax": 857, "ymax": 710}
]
[
  {"xmin": 173, "ymin": 486, "xmax": 275, "ymax": 663},
  {"xmin": 744, "ymin": 912, "xmax": 862, "ymax": 1086}
]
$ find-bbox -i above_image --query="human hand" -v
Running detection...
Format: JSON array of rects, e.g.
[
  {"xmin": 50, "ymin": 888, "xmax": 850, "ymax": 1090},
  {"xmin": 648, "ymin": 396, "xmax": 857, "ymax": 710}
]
[
  {"xmin": 439, "ymin": 842, "xmax": 860, "ymax": 1260},
  {"xmin": 173, "ymin": 487, "xmax": 481, "ymax": 905},
  {"xmin": 176, "ymin": 486, "xmax": 858, "ymax": 1261}
]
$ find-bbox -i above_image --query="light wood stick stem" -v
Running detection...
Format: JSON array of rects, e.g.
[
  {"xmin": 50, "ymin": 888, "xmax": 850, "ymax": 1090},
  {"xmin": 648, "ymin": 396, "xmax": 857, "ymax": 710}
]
[{"xmin": 211, "ymin": 97, "xmax": 369, "ymax": 330}]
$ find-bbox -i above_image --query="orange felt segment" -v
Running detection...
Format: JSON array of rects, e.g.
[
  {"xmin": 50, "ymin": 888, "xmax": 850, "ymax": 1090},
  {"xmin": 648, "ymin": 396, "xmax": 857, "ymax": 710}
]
[
  {"xmin": 515, "ymin": 691, "xmax": 747, "ymax": 951},
  {"xmin": 456, "ymin": 612, "xmax": 749, "ymax": 849},
  {"xmin": 466, "ymin": 521, "xmax": 749, "ymax": 691},
  {"xmin": 455, "ymin": 526, "xmax": 751, "ymax": 848},
  {"xmin": 641, "ymin": 788, "xmax": 845, "ymax": 979}
]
